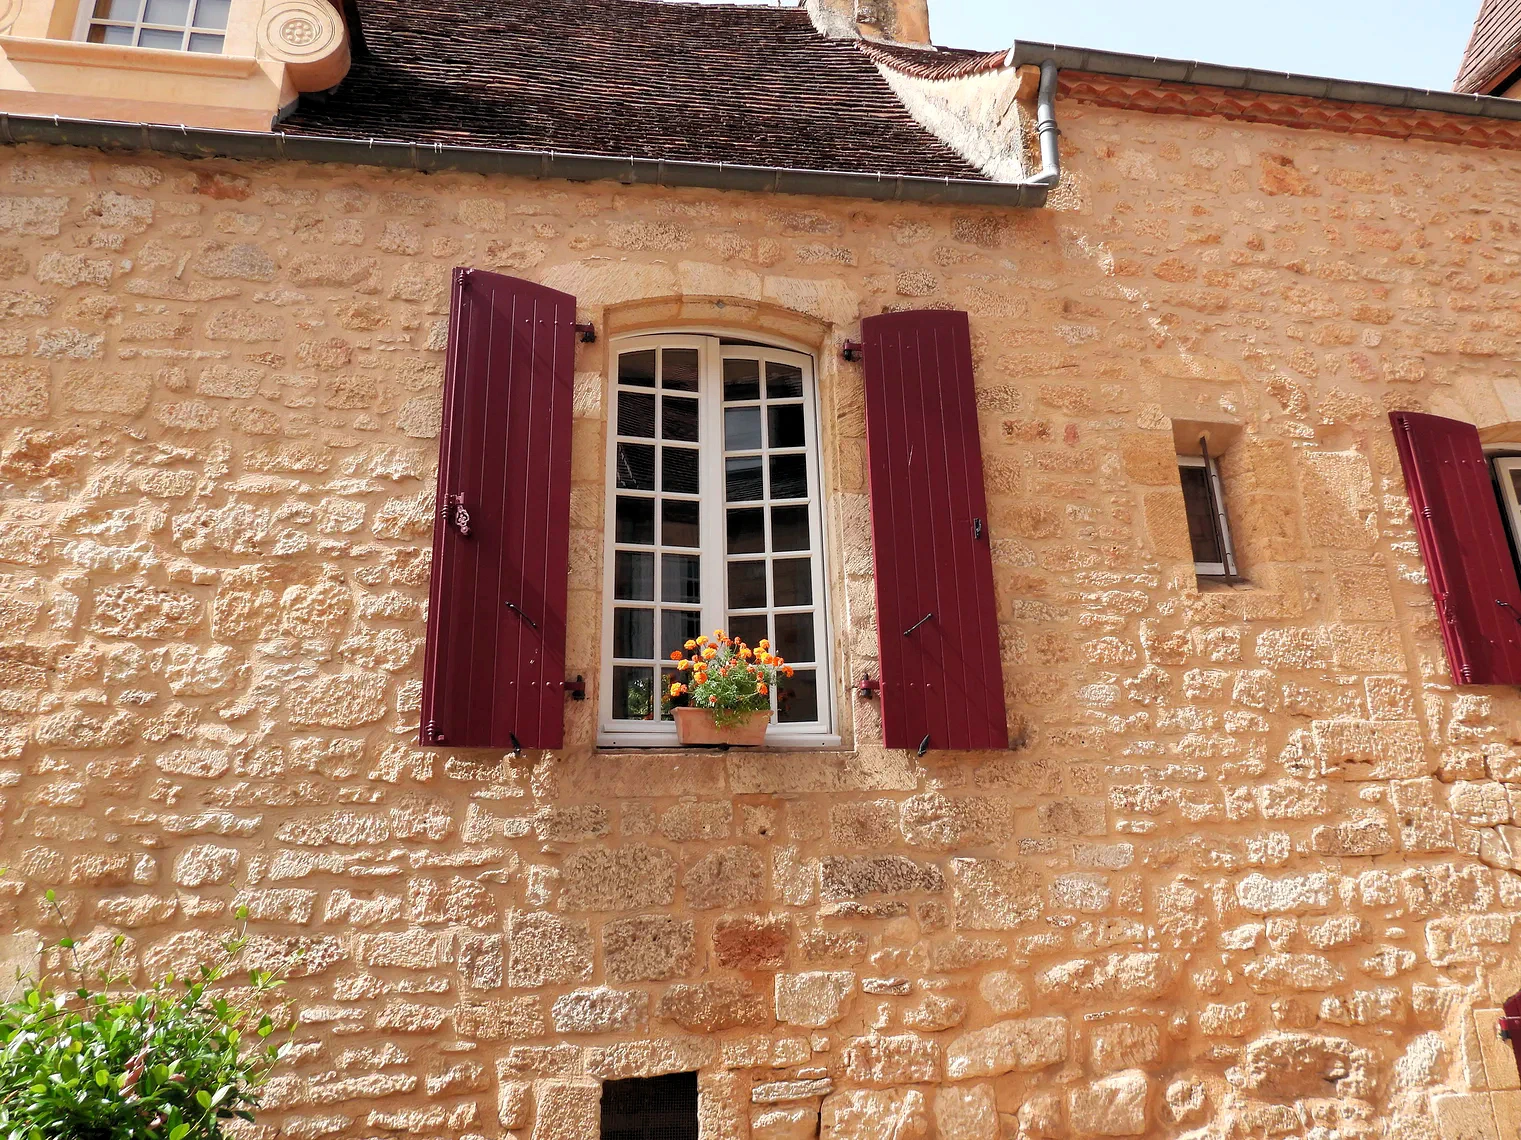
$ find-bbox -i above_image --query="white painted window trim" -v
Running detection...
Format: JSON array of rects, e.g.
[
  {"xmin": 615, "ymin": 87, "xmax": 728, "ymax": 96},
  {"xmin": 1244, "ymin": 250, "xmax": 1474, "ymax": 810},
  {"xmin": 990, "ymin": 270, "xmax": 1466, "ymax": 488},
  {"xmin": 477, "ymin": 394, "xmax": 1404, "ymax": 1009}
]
[
  {"xmin": 1489, "ymin": 452, "xmax": 1521, "ymax": 555},
  {"xmin": 1178, "ymin": 453, "xmax": 1237, "ymax": 578},
  {"xmin": 598, "ymin": 332, "xmax": 837, "ymax": 749},
  {"xmin": 74, "ymin": 0, "xmax": 229, "ymax": 53}
]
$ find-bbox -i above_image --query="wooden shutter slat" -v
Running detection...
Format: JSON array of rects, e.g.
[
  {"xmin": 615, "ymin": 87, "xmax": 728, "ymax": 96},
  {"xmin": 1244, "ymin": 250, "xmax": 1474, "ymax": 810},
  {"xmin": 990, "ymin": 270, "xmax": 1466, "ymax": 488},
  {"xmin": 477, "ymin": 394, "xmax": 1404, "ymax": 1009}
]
[
  {"xmin": 1389, "ymin": 410, "xmax": 1521, "ymax": 686},
  {"xmin": 863, "ymin": 309, "xmax": 1008, "ymax": 751},
  {"xmin": 421, "ymin": 268, "xmax": 576, "ymax": 749}
]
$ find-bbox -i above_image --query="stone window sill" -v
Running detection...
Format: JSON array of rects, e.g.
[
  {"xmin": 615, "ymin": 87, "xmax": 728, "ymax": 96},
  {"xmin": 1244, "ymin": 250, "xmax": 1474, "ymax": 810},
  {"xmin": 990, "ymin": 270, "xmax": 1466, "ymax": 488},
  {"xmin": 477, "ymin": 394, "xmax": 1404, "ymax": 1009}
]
[{"xmin": 0, "ymin": 36, "xmax": 259, "ymax": 78}]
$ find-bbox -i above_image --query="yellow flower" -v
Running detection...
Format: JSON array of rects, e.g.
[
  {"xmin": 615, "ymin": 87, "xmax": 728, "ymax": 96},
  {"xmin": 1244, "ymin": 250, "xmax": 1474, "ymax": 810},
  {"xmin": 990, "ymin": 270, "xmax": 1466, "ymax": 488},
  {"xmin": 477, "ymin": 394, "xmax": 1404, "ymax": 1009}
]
[
  {"xmin": 740, "ymin": 647, "xmax": 753, "ymax": 658},
  {"xmin": 757, "ymin": 639, "xmax": 770, "ymax": 650},
  {"xmin": 696, "ymin": 635, "xmax": 708, "ymax": 645},
  {"xmin": 701, "ymin": 647, "xmax": 716, "ymax": 660},
  {"xmin": 677, "ymin": 659, "xmax": 691, "ymax": 671},
  {"xmin": 713, "ymin": 628, "xmax": 726, "ymax": 639},
  {"xmin": 669, "ymin": 683, "xmax": 684, "ymax": 697},
  {"xmin": 684, "ymin": 639, "xmax": 697, "ymax": 651}
]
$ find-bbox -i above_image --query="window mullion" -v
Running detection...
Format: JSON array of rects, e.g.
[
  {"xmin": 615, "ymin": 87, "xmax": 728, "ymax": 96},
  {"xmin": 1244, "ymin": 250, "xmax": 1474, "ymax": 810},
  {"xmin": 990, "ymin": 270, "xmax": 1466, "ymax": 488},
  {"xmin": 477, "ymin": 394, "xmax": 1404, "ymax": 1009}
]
[{"xmin": 698, "ymin": 337, "xmax": 726, "ymax": 643}]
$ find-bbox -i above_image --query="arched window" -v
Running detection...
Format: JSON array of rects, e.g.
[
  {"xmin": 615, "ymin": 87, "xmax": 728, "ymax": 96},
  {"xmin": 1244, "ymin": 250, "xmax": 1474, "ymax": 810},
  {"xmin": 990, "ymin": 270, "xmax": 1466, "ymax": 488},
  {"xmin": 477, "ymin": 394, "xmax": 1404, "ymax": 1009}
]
[{"xmin": 600, "ymin": 333, "xmax": 833, "ymax": 747}]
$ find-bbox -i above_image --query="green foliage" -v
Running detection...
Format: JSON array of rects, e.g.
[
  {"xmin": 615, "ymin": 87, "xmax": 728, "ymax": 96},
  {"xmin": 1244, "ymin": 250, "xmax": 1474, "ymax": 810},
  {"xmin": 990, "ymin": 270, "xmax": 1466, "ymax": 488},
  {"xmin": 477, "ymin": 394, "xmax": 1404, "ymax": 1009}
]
[
  {"xmin": 0, "ymin": 899, "xmax": 289, "ymax": 1140},
  {"xmin": 665, "ymin": 631, "xmax": 793, "ymax": 728}
]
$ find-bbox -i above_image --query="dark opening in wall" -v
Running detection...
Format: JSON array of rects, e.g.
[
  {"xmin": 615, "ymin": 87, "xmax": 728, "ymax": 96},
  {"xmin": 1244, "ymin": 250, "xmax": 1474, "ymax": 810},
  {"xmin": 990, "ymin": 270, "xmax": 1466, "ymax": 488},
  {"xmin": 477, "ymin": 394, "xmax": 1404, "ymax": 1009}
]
[{"xmin": 600, "ymin": 1071, "xmax": 699, "ymax": 1140}]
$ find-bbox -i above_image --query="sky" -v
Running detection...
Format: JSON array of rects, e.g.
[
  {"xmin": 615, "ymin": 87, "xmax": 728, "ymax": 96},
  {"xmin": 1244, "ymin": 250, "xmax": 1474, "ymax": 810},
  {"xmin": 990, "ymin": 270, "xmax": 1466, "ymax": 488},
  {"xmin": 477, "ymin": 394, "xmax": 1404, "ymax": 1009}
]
[{"xmin": 927, "ymin": 0, "xmax": 1479, "ymax": 91}]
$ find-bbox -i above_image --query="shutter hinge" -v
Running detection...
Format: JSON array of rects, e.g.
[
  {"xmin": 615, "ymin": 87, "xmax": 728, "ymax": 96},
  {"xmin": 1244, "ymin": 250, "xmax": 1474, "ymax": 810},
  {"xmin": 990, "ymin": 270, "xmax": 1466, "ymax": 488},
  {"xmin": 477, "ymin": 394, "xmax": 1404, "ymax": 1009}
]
[
  {"xmin": 842, "ymin": 340, "xmax": 863, "ymax": 363},
  {"xmin": 574, "ymin": 322, "xmax": 597, "ymax": 344},
  {"xmin": 445, "ymin": 492, "xmax": 471, "ymax": 537},
  {"xmin": 973, "ymin": 517, "xmax": 984, "ymax": 540},
  {"xmin": 1499, "ymin": 1015, "xmax": 1521, "ymax": 1041},
  {"xmin": 857, "ymin": 674, "xmax": 880, "ymax": 698},
  {"xmin": 563, "ymin": 675, "xmax": 586, "ymax": 700}
]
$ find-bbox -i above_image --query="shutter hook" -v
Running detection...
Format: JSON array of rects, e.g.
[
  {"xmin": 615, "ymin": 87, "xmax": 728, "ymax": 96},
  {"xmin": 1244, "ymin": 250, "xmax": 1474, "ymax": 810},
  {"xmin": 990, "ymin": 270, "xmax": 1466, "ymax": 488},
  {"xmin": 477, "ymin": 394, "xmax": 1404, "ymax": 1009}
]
[
  {"xmin": 505, "ymin": 602, "xmax": 539, "ymax": 629},
  {"xmin": 917, "ymin": 734, "xmax": 931, "ymax": 757},
  {"xmin": 842, "ymin": 340, "xmax": 863, "ymax": 363},
  {"xmin": 1499, "ymin": 600, "xmax": 1521, "ymax": 628},
  {"xmin": 903, "ymin": 612, "xmax": 933, "ymax": 637},
  {"xmin": 509, "ymin": 731, "xmax": 524, "ymax": 759}
]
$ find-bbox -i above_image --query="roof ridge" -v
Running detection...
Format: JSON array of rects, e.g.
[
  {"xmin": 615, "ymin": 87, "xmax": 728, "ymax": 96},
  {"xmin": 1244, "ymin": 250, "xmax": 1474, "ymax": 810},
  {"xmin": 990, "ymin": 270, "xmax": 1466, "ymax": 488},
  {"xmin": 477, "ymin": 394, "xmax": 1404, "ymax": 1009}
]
[{"xmin": 859, "ymin": 40, "xmax": 1010, "ymax": 81}]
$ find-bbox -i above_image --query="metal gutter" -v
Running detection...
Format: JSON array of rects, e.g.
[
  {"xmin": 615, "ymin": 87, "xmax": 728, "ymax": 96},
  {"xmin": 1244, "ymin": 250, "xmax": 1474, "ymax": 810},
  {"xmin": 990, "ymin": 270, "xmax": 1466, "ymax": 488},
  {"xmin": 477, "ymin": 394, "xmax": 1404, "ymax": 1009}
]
[
  {"xmin": 1003, "ymin": 39, "xmax": 1521, "ymax": 123},
  {"xmin": 0, "ymin": 107, "xmax": 1059, "ymax": 207}
]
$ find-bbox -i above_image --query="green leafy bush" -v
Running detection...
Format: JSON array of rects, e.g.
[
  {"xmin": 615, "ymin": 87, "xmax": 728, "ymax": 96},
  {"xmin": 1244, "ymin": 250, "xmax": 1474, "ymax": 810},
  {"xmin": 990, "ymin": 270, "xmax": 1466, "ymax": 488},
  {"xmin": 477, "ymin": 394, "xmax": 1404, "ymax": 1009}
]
[{"xmin": 0, "ymin": 893, "xmax": 289, "ymax": 1140}]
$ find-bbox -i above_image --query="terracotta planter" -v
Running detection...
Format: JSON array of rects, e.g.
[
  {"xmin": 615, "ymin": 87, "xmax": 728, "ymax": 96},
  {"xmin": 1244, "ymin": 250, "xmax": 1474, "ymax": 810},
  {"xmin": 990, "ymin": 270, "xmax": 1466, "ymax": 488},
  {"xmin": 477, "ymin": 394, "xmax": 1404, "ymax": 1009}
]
[{"xmin": 673, "ymin": 706, "xmax": 769, "ymax": 747}]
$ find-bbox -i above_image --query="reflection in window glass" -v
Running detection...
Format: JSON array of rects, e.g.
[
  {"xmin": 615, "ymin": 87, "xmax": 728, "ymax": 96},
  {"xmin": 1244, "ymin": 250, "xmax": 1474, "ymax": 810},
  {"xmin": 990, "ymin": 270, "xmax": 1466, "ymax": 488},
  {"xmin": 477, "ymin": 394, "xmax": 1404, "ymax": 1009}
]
[{"xmin": 86, "ymin": 0, "xmax": 226, "ymax": 51}]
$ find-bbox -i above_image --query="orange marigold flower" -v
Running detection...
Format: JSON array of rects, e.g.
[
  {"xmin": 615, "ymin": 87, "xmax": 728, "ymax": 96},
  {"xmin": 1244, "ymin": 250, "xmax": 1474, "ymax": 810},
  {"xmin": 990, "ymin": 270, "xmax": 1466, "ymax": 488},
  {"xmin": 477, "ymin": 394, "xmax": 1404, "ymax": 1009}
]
[
  {"xmin": 701, "ymin": 647, "xmax": 716, "ymax": 660},
  {"xmin": 684, "ymin": 639, "xmax": 697, "ymax": 650},
  {"xmin": 696, "ymin": 635, "xmax": 708, "ymax": 645},
  {"xmin": 783, "ymin": 665, "xmax": 795, "ymax": 677},
  {"xmin": 677, "ymin": 660, "xmax": 691, "ymax": 671},
  {"xmin": 669, "ymin": 683, "xmax": 683, "ymax": 697},
  {"xmin": 713, "ymin": 628, "xmax": 726, "ymax": 639},
  {"xmin": 670, "ymin": 651, "xmax": 683, "ymax": 661},
  {"xmin": 740, "ymin": 646, "xmax": 753, "ymax": 658},
  {"xmin": 757, "ymin": 682, "xmax": 768, "ymax": 695},
  {"xmin": 757, "ymin": 639, "xmax": 770, "ymax": 649},
  {"xmin": 708, "ymin": 696, "xmax": 718, "ymax": 705}
]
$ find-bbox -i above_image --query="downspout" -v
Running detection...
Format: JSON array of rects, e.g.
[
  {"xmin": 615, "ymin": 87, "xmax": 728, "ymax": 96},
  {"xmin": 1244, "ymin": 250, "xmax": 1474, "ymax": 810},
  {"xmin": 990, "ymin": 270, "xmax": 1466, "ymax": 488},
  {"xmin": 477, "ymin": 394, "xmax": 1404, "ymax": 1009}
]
[{"xmin": 1031, "ymin": 59, "xmax": 1061, "ymax": 188}]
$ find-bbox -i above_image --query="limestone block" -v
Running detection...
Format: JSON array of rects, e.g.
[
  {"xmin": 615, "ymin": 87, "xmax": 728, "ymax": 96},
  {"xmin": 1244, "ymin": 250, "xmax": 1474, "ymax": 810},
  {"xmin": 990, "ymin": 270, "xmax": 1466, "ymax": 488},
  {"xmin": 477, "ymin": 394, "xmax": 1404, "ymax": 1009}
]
[
  {"xmin": 945, "ymin": 1016, "xmax": 1068, "ymax": 1078},
  {"xmin": 902, "ymin": 993, "xmax": 967, "ymax": 1032},
  {"xmin": 586, "ymin": 1038, "xmax": 717, "ymax": 1081},
  {"xmin": 453, "ymin": 997, "xmax": 545, "ymax": 1041},
  {"xmin": 933, "ymin": 1084, "xmax": 998, "ymax": 1140},
  {"xmin": 1431, "ymin": 1093, "xmax": 1500, "ymax": 1140},
  {"xmin": 506, "ymin": 912, "xmax": 593, "ymax": 988},
  {"xmin": 560, "ymin": 844, "xmax": 677, "ymax": 911},
  {"xmin": 657, "ymin": 978, "xmax": 772, "ymax": 1033},
  {"xmin": 603, "ymin": 914, "xmax": 695, "ymax": 982},
  {"xmin": 531, "ymin": 1080, "xmax": 600, "ymax": 1140},
  {"xmin": 172, "ymin": 844, "xmax": 240, "ymax": 888},
  {"xmin": 551, "ymin": 987, "xmax": 648, "ymax": 1035},
  {"xmin": 819, "ymin": 855, "xmax": 943, "ymax": 900},
  {"xmin": 950, "ymin": 858, "xmax": 1043, "ymax": 929},
  {"xmin": 899, "ymin": 792, "xmax": 1012, "ymax": 850},
  {"xmin": 713, "ymin": 913, "xmax": 790, "ymax": 970},
  {"xmin": 1238, "ymin": 1031, "xmax": 1377, "ymax": 1099},
  {"xmin": 682, "ymin": 846, "xmax": 764, "ymax": 910},
  {"xmin": 1068, "ymin": 1070, "xmax": 1148, "ymax": 1136},
  {"xmin": 819, "ymin": 1088, "xmax": 929, "ymax": 1140},
  {"xmin": 840, "ymin": 1033, "xmax": 940, "ymax": 1085},
  {"xmin": 753, "ymin": 1105, "xmax": 819, "ymax": 1140},
  {"xmin": 498, "ymin": 1080, "xmax": 531, "ymax": 1128},
  {"xmin": 775, "ymin": 972, "xmax": 855, "ymax": 1028}
]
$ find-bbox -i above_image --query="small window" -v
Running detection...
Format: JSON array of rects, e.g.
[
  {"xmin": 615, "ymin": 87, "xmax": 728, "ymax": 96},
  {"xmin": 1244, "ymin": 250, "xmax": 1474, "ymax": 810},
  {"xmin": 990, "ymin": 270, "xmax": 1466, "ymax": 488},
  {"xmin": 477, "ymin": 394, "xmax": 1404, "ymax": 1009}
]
[
  {"xmin": 1178, "ymin": 453, "xmax": 1237, "ymax": 578},
  {"xmin": 1495, "ymin": 456, "xmax": 1521, "ymax": 543},
  {"xmin": 80, "ymin": 0, "xmax": 229, "ymax": 53},
  {"xmin": 601, "ymin": 1072, "xmax": 698, "ymax": 1140},
  {"xmin": 601, "ymin": 334, "xmax": 833, "ymax": 747}
]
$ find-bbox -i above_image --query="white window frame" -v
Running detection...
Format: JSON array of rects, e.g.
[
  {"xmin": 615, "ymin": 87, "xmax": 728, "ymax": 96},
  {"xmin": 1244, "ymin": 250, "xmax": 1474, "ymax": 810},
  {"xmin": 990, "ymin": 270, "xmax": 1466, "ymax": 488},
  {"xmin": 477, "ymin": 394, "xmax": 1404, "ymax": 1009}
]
[
  {"xmin": 1489, "ymin": 453, "xmax": 1521, "ymax": 548},
  {"xmin": 599, "ymin": 332, "xmax": 836, "ymax": 749},
  {"xmin": 1178, "ymin": 453, "xmax": 1237, "ymax": 578},
  {"xmin": 74, "ymin": 0, "xmax": 230, "ymax": 53}
]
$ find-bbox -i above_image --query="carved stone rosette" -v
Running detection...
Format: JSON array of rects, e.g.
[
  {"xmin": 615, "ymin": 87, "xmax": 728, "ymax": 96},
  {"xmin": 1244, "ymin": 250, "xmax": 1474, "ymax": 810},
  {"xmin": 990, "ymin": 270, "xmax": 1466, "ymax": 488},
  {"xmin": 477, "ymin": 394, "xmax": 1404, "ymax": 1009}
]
[{"xmin": 258, "ymin": 0, "xmax": 349, "ymax": 92}]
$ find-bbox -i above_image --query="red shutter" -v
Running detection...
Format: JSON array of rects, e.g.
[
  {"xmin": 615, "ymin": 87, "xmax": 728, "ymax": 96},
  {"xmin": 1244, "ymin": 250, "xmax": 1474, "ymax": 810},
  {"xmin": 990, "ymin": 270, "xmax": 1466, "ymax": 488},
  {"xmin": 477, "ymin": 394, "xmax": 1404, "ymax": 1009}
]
[
  {"xmin": 420, "ymin": 269, "xmax": 576, "ymax": 749},
  {"xmin": 862, "ymin": 309, "xmax": 1007, "ymax": 752},
  {"xmin": 1389, "ymin": 411, "xmax": 1521, "ymax": 685},
  {"xmin": 1501, "ymin": 988, "xmax": 1521, "ymax": 1082}
]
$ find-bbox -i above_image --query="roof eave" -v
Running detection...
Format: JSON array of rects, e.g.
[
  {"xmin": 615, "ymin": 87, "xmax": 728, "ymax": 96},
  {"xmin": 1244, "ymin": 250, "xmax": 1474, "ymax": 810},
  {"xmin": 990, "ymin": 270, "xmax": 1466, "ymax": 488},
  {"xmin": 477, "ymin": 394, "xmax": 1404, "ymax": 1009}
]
[{"xmin": 0, "ymin": 113, "xmax": 1051, "ymax": 207}]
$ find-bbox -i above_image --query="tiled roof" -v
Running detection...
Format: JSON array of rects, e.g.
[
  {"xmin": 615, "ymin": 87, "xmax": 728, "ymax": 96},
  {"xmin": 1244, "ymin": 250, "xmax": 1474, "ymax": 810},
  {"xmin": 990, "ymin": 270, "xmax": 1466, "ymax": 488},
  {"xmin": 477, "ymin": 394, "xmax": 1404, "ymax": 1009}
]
[
  {"xmin": 281, "ymin": 0, "xmax": 985, "ymax": 180},
  {"xmin": 1456, "ymin": 0, "xmax": 1521, "ymax": 94},
  {"xmin": 859, "ymin": 40, "xmax": 1007, "ymax": 81}
]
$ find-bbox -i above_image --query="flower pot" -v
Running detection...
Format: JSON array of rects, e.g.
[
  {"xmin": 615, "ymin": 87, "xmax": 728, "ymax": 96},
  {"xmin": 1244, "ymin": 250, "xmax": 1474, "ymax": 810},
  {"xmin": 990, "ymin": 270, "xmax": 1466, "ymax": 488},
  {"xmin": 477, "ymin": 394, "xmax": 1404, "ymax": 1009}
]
[{"xmin": 673, "ymin": 706, "xmax": 769, "ymax": 747}]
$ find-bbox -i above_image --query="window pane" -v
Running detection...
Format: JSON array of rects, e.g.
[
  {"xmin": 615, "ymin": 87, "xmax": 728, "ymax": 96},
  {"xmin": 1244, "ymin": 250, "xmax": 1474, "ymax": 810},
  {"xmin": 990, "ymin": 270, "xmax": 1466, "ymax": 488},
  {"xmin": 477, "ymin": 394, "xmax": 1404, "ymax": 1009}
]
[
  {"xmin": 616, "ymin": 443, "xmax": 655, "ymax": 491},
  {"xmin": 662, "ymin": 500, "xmax": 700, "ymax": 548},
  {"xmin": 773, "ymin": 558, "xmax": 812, "ymax": 607},
  {"xmin": 725, "ymin": 406, "xmax": 762, "ymax": 451},
  {"xmin": 614, "ymin": 552, "xmax": 654, "ymax": 601},
  {"xmin": 766, "ymin": 361, "xmax": 804, "ymax": 399},
  {"xmin": 619, "ymin": 350, "xmax": 656, "ymax": 387},
  {"xmin": 661, "ymin": 609, "xmax": 701, "ymax": 658},
  {"xmin": 661, "ymin": 554, "xmax": 701, "ymax": 604},
  {"xmin": 771, "ymin": 506, "xmax": 810, "ymax": 551},
  {"xmin": 768, "ymin": 404, "xmax": 805, "ymax": 449},
  {"xmin": 727, "ymin": 509, "xmax": 764, "ymax": 554},
  {"xmin": 618, "ymin": 392, "xmax": 656, "ymax": 439},
  {"xmin": 723, "ymin": 358, "xmax": 760, "ymax": 402},
  {"xmin": 662, "ymin": 348, "xmax": 699, "ymax": 392},
  {"xmin": 777, "ymin": 669, "xmax": 818, "ymax": 724},
  {"xmin": 612, "ymin": 666, "xmax": 655, "ymax": 720},
  {"xmin": 662, "ymin": 397, "xmax": 699, "ymax": 442},
  {"xmin": 769, "ymin": 454, "xmax": 808, "ymax": 500},
  {"xmin": 726, "ymin": 456, "xmax": 763, "ymax": 502},
  {"xmin": 775, "ymin": 612, "xmax": 815, "ymax": 663},
  {"xmin": 88, "ymin": 22, "xmax": 134, "ymax": 42},
  {"xmin": 143, "ymin": 0, "xmax": 190, "ymax": 23},
  {"xmin": 662, "ymin": 447, "xmax": 699, "ymax": 495},
  {"xmin": 138, "ymin": 26, "xmax": 183, "ymax": 47},
  {"xmin": 615, "ymin": 497, "xmax": 654, "ymax": 545},
  {"xmin": 728, "ymin": 560, "xmax": 768, "ymax": 610},
  {"xmin": 727, "ymin": 614, "xmax": 768, "ymax": 649},
  {"xmin": 192, "ymin": 0, "xmax": 229, "ymax": 27},
  {"xmin": 94, "ymin": 0, "xmax": 141, "ymax": 18},
  {"xmin": 186, "ymin": 31, "xmax": 222, "ymax": 50},
  {"xmin": 613, "ymin": 608, "xmax": 654, "ymax": 659},
  {"xmin": 1180, "ymin": 465, "xmax": 1223, "ymax": 566}
]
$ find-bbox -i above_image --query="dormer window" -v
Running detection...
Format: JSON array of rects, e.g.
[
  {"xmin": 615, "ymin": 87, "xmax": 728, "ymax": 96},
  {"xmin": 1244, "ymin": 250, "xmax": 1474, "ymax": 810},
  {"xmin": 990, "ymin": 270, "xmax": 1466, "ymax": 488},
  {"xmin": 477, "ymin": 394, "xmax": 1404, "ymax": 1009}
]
[{"xmin": 82, "ymin": 0, "xmax": 230, "ymax": 53}]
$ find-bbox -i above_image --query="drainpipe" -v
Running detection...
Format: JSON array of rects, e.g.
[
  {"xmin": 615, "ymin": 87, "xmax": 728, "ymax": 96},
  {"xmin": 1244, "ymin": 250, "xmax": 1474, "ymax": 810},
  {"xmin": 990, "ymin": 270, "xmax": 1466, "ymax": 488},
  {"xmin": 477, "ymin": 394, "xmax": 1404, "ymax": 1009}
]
[{"xmin": 1031, "ymin": 59, "xmax": 1061, "ymax": 187}]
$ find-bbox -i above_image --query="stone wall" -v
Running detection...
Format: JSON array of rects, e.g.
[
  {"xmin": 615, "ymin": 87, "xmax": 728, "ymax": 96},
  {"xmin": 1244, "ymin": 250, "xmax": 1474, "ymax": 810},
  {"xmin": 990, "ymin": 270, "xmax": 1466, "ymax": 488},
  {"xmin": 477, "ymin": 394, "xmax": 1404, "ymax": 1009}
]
[{"xmin": 2, "ymin": 96, "xmax": 1521, "ymax": 1140}]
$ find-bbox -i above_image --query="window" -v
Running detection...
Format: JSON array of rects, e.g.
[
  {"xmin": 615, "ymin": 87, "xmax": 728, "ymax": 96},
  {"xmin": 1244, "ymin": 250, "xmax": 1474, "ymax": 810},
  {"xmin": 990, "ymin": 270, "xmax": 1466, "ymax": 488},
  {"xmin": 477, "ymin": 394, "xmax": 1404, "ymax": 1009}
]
[
  {"xmin": 1495, "ymin": 454, "xmax": 1521, "ymax": 547},
  {"xmin": 601, "ymin": 1072, "xmax": 698, "ymax": 1140},
  {"xmin": 601, "ymin": 333, "xmax": 833, "ymax": 747},
  {"xmin": 80, "ymin": 0, "xmax": 230, "ymax": 52},
  {"xmin": 1178, "ymin": 452, "xmax": 1237, "ymax": 578}
]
